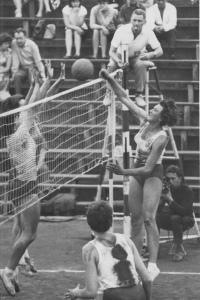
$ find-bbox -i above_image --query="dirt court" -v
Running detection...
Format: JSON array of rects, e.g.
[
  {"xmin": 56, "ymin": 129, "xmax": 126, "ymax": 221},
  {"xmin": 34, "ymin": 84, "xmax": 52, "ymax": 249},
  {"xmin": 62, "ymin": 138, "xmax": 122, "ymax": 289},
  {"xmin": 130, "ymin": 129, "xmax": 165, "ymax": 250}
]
[{"xmin": 0, "ymin": 217, "xmax": 200, "ymax": 300}]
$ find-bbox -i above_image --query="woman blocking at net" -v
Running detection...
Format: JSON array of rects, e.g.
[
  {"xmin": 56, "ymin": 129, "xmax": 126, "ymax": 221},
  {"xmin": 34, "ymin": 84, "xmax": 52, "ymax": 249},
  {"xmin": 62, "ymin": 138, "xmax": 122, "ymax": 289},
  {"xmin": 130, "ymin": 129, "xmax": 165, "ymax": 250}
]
[
  {"xmin": 99, "ymin": 68, "xmax": 180, "ymax": 281},
  {"xmin": 0, "ymin": 62, "xmax": 65, "ymax": 296},
  {"xmin": 65, "ymin": 201, "xmax": 152, "ymax": 300}
]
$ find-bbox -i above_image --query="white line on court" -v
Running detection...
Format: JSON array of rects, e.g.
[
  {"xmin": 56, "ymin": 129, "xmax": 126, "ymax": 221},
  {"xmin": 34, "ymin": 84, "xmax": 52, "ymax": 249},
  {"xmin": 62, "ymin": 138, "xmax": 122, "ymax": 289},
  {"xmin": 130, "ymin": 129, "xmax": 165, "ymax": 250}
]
[{"xmin": 37, "ymin": 270, "xmax": 200, "ymax": 275}]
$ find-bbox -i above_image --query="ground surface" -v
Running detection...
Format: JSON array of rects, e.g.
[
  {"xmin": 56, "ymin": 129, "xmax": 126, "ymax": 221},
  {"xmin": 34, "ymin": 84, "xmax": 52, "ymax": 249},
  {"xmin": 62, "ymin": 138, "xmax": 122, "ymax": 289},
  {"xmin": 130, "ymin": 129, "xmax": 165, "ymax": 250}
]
[{"xmin": 0, "ymin": 217, "xmax": 200, "ymax": 300}]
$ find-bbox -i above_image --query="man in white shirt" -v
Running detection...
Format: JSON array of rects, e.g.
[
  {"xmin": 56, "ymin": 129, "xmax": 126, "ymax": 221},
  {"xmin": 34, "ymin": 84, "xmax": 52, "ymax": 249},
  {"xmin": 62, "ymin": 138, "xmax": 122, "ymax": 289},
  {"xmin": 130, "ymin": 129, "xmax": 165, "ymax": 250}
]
[
  {"xmin": 108, "ymin": 9, "xmax": 163, "ymax": 107},
  {"xmin": 12, "ymin": 27, "xmax": 45, "ymax": 94},
  {"xmin": 146, "ymin": 0, "xmax": 177, "ymax": 59}
]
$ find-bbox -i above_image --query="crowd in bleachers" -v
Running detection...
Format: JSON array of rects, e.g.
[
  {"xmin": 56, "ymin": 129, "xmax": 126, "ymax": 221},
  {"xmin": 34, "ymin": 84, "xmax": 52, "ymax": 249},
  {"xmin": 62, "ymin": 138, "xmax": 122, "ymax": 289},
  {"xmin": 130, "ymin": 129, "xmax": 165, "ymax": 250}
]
[{"xmin": 0, "ymin": 0, "xmax": 179, "ymax": 100}]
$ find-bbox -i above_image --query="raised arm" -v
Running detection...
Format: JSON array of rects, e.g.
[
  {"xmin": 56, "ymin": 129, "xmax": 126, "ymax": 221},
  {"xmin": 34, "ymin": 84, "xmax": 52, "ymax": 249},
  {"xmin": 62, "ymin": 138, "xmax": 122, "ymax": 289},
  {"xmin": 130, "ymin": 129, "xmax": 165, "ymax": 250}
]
[
  {"xmin": 38, "ymin": 59, "xmax": 54, "ymax": 100},
  {"xmin": 100, "ymin": 69, "xmax": 147, "ymax": 123}
]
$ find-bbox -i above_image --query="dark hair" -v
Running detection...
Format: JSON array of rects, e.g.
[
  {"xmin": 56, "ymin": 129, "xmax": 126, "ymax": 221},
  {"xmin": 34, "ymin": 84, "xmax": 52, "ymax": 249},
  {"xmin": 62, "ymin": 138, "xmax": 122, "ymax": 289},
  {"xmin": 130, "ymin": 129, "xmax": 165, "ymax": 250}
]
[
  {"xmin": 14, "ymin": 27, "xmax": 27, "ymax": 36},
  {"xmin": 86, "ymin": 201, "xmax": 113, "ymax": 233},
  {"xmin": 159, "ymin": 98, "xmax": 180, "ymax": 127},
  {"xmin": 131, "ymin": 9, "xmax": 146, "ymax": 20},
  {"xmin": 0, "ymin": 95, "xmax": 24, "ymax": 136},
  {"xmin": 96, "ymin": 0, "xmax": 109, "ymax": 4},
  {"xmin": 0, "ymin": 33, "xmax": 13, "ymax": 46},
  {"xmin": 165, "ymin": 165, "xmax": 183, "ymax": 178},
  {"xmin": 68, "ymin": 0, "xmax": 82, "ymax": 7}
]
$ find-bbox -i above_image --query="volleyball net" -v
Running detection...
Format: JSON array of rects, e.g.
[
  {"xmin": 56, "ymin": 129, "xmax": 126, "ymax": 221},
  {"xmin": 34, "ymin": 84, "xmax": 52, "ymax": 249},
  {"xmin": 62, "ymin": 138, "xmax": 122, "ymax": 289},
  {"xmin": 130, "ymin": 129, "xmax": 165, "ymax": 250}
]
[{"xmin": 0, "ymin": 71, "xmax": 123, "ymax": 224}]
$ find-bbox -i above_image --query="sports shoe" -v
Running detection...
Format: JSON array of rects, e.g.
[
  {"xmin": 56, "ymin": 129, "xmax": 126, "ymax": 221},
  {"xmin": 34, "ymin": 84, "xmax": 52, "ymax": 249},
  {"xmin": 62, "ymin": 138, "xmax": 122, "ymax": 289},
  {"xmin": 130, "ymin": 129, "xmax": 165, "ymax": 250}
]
[
  {"xmin": 135, "ymin": 94, "xmax": 146, "ymax": 107},
  {"xmin": 25, "ymin": 257, "xmax": 37, "ymax": 273},
  {"xmin": 148, "ymin": 266, "xmax": 160, "ymax": 281},
  {"xmin": 18, "ymin": 264, "xmax": 34, "ymax": 278},
  {"xmin": 103, "ymin": 93, "xmax": 112, "ymax": 106},
  {"xmin": 173, "ymin": 252, "xmax": 184, "ymax": 262},
  {"xmin": 0, "ymin": 269, "xmax": 16, "ymax": 296},
  {"xmin": 168, "ymin": 243, "xmax": 177, "ymax": 255}
]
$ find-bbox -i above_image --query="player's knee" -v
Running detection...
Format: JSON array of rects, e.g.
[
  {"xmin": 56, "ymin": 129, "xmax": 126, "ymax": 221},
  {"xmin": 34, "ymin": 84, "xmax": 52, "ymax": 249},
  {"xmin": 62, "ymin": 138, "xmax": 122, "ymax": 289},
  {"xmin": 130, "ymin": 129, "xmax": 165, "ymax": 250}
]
[
  {"xmin": 131, "ymin": 217, "xmax": 143, "ymax": 228},
  {"xmin": 144, "ymin": 216, "xmax": 155, "ymax": 228}
]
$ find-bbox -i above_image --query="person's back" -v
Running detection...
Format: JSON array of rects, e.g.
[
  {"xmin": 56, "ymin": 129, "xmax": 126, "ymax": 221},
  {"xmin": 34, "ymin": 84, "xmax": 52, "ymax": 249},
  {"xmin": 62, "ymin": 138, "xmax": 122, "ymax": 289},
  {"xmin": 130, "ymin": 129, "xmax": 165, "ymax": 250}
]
[{"xmin": 90, "ymin": 233, "xmax": 139, "ymax": 291}]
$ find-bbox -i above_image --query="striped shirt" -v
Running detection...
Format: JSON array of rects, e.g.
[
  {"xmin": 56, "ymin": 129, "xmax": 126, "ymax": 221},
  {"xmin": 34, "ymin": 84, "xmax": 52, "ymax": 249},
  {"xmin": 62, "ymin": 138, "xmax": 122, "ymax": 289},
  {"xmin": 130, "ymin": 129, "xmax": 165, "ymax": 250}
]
[{"xmin": 7, "ymin": 121, "xmax": 37, "ymax": 182}]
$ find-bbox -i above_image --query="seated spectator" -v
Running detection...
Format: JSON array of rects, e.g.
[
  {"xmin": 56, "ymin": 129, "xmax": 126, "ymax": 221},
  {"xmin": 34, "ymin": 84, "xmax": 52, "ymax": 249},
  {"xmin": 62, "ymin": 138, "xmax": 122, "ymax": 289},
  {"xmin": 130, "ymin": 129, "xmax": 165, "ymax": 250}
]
[
  {"xmin": 107, "ymin": 9, "xmax": 163, "ymax": 107},
  {"xmin": 118, "ymin": 0, "xmax": 143, "ymax": 25},
  {"xmin": 156, "ymin": 165, "xmax": 195, "ymax": 262},
  {"xmin": 36, "ymin": 0, "xmax": 61, "ymax": 17},
  {"xmin": 0, "ymin": 33, "xmax": 12, "ymax": 101},
  {"xmin": 11, "ymin": 27, "xmax": 46, "ymax": 95},
  {"xmin": 90, "ymin": 0, "xmax": 118, "ymax": 59},
  {"xmin": 65, "ymin": 201, "xmax": 152, "ymax": 300},
  {"xmin": 62, "ymin": 0, "xmax": 88, "ymax": 59},
  {"xmin": 146, "ymin": 0, "xmax": 177, "ymax": 59}
]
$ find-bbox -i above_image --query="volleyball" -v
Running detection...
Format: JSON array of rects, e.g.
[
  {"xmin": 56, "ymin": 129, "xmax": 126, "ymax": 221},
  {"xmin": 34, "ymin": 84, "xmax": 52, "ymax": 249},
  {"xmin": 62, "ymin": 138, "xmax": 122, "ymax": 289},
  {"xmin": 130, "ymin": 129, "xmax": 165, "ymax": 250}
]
[{"xmin": 71, "ymin": 59, "xmax": 94, "ymax": 81}]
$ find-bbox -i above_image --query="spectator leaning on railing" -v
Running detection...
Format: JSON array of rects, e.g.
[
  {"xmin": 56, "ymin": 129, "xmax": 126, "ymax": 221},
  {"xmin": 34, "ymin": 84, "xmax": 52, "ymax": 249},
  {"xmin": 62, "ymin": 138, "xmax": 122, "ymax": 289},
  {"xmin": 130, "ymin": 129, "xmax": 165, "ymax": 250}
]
[
  {"xmin": 11, "ymin": 27, "xmax": 46, "ymax": 95},
  {"xmin": 146, "ymin": 0, "xmax": 177, "ymax": 59}
]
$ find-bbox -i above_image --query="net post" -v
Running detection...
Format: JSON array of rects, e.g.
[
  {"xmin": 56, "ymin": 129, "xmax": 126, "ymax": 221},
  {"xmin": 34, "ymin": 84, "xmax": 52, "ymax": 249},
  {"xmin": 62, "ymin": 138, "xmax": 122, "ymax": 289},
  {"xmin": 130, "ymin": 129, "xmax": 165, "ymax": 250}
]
[
  {"xmin": 121, "ymin": 44, "xmax": 131, "ymax": 237},
  {"xmin": 108, "ymin": 89, "xmax": 116, "ymax": 233}
]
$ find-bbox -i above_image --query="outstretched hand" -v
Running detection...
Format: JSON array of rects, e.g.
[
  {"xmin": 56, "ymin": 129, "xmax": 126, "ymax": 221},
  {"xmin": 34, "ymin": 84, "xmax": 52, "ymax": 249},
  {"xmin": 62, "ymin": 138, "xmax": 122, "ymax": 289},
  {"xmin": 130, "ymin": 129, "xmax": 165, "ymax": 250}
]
[
  {"xmin": 64, "ymin": 283, "xmax": 80, "ymax": 299},
  {"xmin": 99, "ymin": 68, "xmax": 110, "ymax": 80},
  {"xmin": 106, "ymin": 161, "xmax": 124, "ymax": 175},
  {"xmin": 60, "ymin": 62, "xmax": 66, "ymax": 80},
  {"xmin": 45, "ymin": 59, "xmax": 54, "ymax": 79}
]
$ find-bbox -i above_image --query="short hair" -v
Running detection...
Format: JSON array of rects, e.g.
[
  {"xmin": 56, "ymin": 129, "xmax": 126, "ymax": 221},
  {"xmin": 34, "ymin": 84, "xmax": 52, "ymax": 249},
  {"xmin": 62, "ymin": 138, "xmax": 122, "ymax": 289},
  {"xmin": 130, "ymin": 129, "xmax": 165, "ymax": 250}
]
[
  {"xmin": 86, "ymin": 201, "xmax": 113, "ymax": 233},
  {"xmin": 131, "ymin": 9, "xmax": 146, "ymax": 20},
  {"xmin": 165, "ymin": 165, "xmax": 183, "ymax": 178},
  {"xmin": 159, "ymin": 98, "xmax": 181, "ymax": 127},
  {"xmin": 0, "ymin": 95, "xmax": 24, "ymax": 136},
  {"xmin": 0, "ymin": 33, "xmax": 13, "ymax": 46},
  {"xmin": 68, "ymin": 0, "xmax": 83, "ymax": 7},
  {"xmin": 96, "ymin": 0, "xmax": 109, "ymax": 4},
  {"xmin": 14, "ymin": 27, "xmax": 27, "ymax": 36}
]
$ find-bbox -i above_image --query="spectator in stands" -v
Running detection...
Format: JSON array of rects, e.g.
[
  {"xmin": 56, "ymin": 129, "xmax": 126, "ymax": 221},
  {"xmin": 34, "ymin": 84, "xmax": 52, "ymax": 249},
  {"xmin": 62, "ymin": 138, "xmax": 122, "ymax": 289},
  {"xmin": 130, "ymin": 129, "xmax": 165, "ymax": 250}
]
[
  {"xmin": 11, "ymin": 27, "xmax": 45, "ymax": 95},
  {"xmin": 90, "ymin": 0, "xmax": 118, "ymax": 59},
  {"xmin": 156, "ymin": 165, "xmax": 195, "ymax": 262},
  {"xmin": 146, "ymin": 0, "xmax": 177, "ymax": 59},
  {"xmin": 36, "ymin": 0, "xmax": 61, "ymax": 17},
  {"xmin": 62, "ymin": 0, "xmax": 88, "ymax": 59},
  {"xmin": 118, "ymin": 0, "xmax": 143, "ymax": 25},
  {"xmin": 107, "ymin": 9, "xmax": 163, "ymax": 107},
  {"xmin": 0, "ymin": 33, "xmax": 13, "ymax": 101}
]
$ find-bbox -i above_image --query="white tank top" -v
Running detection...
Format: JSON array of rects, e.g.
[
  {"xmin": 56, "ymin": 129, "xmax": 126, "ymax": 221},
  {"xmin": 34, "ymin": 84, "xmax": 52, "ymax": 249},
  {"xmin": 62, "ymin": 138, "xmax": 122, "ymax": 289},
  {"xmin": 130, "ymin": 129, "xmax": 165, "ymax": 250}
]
[
  {"xmin": 7, "ymin": 121, "xmax": 37, "ymax": 182},
  {"xmin": 90, "ymin": 233, "xmax": 139, "ymax": 292},
  {"xmin": 134, "ymin": 122, "xmax": 167, "ymax": 164}
]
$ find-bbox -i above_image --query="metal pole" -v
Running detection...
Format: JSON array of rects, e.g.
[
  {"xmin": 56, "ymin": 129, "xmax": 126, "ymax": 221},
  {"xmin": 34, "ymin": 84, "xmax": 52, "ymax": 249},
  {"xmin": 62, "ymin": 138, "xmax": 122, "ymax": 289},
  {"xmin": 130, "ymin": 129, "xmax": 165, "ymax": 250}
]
[{"xmin": 121, "ymin": 44, "xmax": 131, "ymax": 237}]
